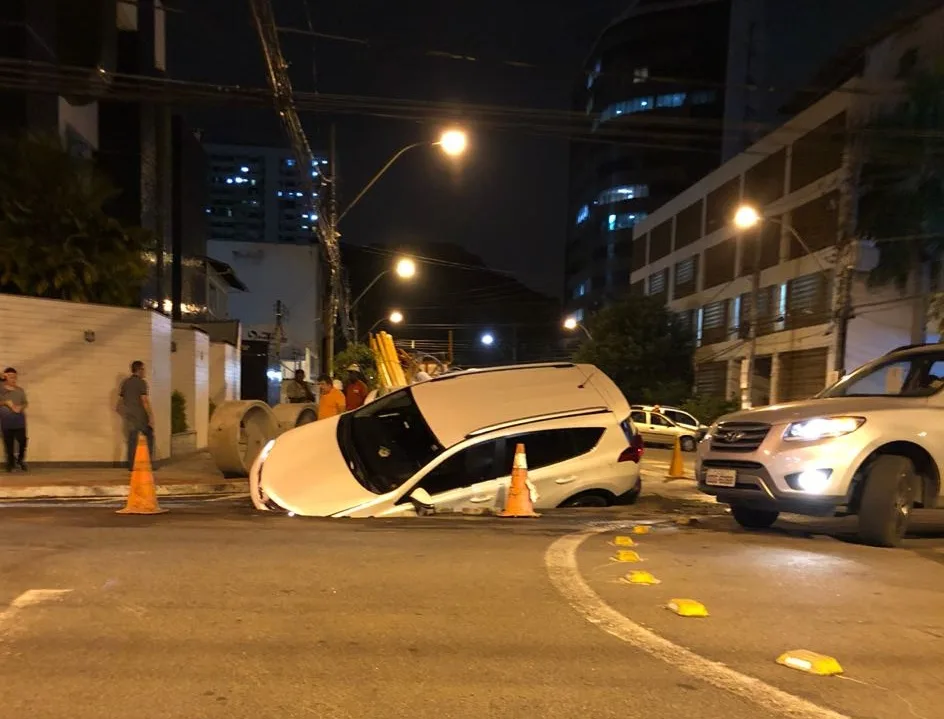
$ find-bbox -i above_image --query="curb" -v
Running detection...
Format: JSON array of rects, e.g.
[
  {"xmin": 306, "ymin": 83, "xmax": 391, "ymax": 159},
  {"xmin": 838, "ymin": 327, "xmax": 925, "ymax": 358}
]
[{"xmin": 0, "ymin": 480, "xmax": 248, "ymax": 500}]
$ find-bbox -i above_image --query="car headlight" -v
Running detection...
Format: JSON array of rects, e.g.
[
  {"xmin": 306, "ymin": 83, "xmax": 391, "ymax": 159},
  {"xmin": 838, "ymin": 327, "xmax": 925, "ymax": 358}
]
[{"xmin": 783, "ymin": 417, "xmax": 865, "ymax": 441}]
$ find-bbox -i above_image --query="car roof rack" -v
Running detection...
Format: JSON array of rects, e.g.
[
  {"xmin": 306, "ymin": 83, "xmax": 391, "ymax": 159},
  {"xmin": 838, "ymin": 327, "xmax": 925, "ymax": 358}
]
[{"xmin": 466, "ymin": 406, "xmax": 610, "ymax": 438}]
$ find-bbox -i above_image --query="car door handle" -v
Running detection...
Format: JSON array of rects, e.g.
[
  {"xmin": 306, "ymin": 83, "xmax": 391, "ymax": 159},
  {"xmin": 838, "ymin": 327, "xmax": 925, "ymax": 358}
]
[
  {"xmin": 469, "ymin": 495, "xmax": 494, "ymax": 503},
  {"xmin": 555, "ymin": 476, "xmax": 578, "ymax": 485}
]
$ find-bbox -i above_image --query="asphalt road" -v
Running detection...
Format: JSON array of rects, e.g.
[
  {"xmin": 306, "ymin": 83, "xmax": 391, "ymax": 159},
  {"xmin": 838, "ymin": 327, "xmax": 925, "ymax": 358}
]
[{"xmin": 3, "ymin": 492, "xmax": 944, "ymax": 719}]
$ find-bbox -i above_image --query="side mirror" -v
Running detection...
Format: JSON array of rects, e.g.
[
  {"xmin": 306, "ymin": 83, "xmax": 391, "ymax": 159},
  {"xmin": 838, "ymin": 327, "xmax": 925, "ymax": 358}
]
[{"xmin": 408, "ymin": 487, "xmax": 435, "ymax": 515}]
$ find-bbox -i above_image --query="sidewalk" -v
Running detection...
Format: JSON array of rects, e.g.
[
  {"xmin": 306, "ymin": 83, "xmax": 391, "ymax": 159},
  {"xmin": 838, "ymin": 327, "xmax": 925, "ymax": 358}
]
[{"xmin": 0, "ymin": 452, "xmax": 247, "ymax": 499}]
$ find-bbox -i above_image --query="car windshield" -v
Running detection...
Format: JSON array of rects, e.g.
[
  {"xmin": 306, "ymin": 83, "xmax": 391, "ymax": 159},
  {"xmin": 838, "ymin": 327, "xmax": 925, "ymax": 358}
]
[
  {"xmin": 337, "ymin": 387, "xmax": 444, "ymax": 495},
  {"xmin": 819, "ymin": 352, "xmax": 944, "ymax": 398}
]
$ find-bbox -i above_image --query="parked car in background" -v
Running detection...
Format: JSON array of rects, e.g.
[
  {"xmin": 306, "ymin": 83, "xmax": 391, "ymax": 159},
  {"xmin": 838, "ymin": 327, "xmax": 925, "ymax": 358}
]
[
  {"xmin": 631, "ymin": 404, "xmax": 708, "ymax": 437},
  {"xmin": 696, "ymin": 343, "xmax": 944, "ymax": 547},
  {"xmin": 629, "ymin": 407, "xmax": 701, "ymax": 451},
  {"xmin": 251, "ymin": 363, "xmax": 644, "ymax": 516}
]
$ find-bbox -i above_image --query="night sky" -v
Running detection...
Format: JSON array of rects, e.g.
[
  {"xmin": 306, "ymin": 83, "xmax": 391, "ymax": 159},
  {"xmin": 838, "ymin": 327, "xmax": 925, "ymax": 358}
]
[{"xmin": 168, "ymin": 0, "xmax": 628, "ymax": 299}]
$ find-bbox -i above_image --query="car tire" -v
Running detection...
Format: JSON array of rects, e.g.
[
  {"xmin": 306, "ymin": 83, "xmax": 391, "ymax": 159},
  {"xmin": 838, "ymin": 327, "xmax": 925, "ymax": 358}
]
[
  {"xmin": 730, "ymin": 505, "xmax": 779, "ymax": 530},
  {"xmin": 560, "ymin": 492, "xmax": 611, "ymax": 508},
  {"xmin": 858, "ymin": 455, "xmax": 917, "ymax": 548},
  {"xmin": 680, "ymin": 436, "xmax": 696, "ymax": 453}
]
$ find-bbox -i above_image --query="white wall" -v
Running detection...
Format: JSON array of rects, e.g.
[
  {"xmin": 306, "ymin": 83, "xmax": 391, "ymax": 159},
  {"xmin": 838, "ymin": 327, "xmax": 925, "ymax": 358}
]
[
  {"xmin": 207, "ymin": 240, "xmax": 321, "ymax": 364},
  {"xmin": 845, "ymin": 279, "xmax": 915, "ymax": 371},
  {"xmin": 209, "ymin": 341, "xmax": 240, "ymax": 407},
  {"xmin": 0, "ymin": 294, "xmax": 172, "ymax": 464},
  {"xmin": 171, "ymin": 326, "xmax": 210, "ymax": 448}
]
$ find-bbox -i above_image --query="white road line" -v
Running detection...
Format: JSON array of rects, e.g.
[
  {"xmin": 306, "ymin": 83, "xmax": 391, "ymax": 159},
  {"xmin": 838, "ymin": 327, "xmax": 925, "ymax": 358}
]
[
  {"xmin": 0, "ymin": 589, "xmax": 72, "ymax": 636},
  {"xmin": 545, "ymin": 529, "xmax": 850, "ymax": 719}
]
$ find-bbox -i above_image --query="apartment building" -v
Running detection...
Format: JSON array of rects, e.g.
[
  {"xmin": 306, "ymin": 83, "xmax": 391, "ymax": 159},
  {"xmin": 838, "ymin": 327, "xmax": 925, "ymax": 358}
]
[{"xmin": 629, "ymin": 2, "xmax": 944, "ymax": 407}]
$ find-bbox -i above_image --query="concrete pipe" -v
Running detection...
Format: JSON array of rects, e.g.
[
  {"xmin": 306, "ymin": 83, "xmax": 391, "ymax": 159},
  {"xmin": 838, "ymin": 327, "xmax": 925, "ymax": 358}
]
[
  {"xmin": 272, "ymin": 402, "xmax": 318, "ymax": 434},
  {"xmin": 208, "ymin": 400, "xmax": 279, "ymax": 477}
]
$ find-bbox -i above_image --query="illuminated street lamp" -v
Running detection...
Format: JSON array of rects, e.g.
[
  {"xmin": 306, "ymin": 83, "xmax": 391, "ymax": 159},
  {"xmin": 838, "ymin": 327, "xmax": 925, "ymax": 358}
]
[
  {"xmin": 437, "ymin": 129, "xmax": 468, "ymax": 157},
  {"xmin": 365, "ymin": 310, "xmax": 404, "ymax": 338},
  {"xmin": 350, "ymin": 258, "xmax": 416, "ymax": 339},
  {"xmin": 480, "ymin": 333, "xmax": 495, "ymax": 347},
  {"xmin": 338, "ymin": 128, "xmax": 469, "ymax": 222},
  {"xmin": 395, "ymin": 258, "xmax": 416, "ymax": 279},
  {"xmin": 563, "ymin": 316, "xmax": 593, "ymax": 340}
]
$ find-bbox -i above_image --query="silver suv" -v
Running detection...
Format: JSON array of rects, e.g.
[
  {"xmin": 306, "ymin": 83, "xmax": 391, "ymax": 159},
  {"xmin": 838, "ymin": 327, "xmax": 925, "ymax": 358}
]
[{"xmin": 697, "ymin": 344, "xmax": 944, "ymax": 547}]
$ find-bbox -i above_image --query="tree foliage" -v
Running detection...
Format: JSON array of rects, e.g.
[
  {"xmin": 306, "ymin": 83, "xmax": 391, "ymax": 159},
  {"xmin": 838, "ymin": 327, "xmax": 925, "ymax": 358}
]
[
  {"xmin": 857, "ymin": 71, "xmax": 944, "ymax": 290},
  {"xmin": 573, "ymin": 295, "xmax": 694, "ymax": 405},
  {"xmin": 0, "ymin": 134, "xmax": 152, "ymax": 306},
  {"xmin": 334, "ymin": 342, "xmax": 378, "ymax": 388}
]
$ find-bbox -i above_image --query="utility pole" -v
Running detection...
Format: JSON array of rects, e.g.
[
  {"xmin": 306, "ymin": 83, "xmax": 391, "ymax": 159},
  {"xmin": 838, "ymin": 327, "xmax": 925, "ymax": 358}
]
[
  {"xmin": 832, "ymin": 126, "xmax": 862, "ymax": 379},
  {"xmin": 447, "ymin": 330, "xmax": 454, "ymax": 366},
  {"xmin": 274, "ymin": 299, "xmax": 284, "ymax": 361},
  {"xmin": 743, "ymin": 238, "xmax": 762, "ymax": 409},
  {"xmin": 323, "ymin": 123, "xmax": 340, "ymax": 376}
]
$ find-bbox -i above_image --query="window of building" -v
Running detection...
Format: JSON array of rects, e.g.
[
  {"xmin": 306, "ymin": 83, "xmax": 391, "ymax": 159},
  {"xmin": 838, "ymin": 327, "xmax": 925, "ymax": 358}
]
[
  {"xmin": 648, "ymin": 269, "xmax": 667, "ymax": 296},
  {"xmin": 595, "ymin": 185, "xmax": 649, "ymax": 204},
  {"xmin": 633, "ymin": 67, "xmax": 649, "ymax": 84},
  {"xmin": 576, "ymin": 205, "xmax": 589, "ymax": 224},
  {"xmin": 673, "ymin": 255, "xmax": 698, "ymax": 299},
  {"xmin": 704, "ymin": 237, "xmax": 736, "ymax": 289},
  {"xmin": 605, "ymin": 212, "xmax": 647, "ymax": 232},
  {"xmin": 705, "ymin": 177, "xmax": 740, "ymax": 235},
  {"xmin": 656, "ymin": 93, "xmax": 686, "ymax": 108},
  {"xmin": 675, "ymin": 200, "xmax": 703, "ymax": 248},
  {"xmin": 788, "ymin": 191, "xmax": 839, "ymax": 259},
  {"xmin": 649, "ymin": 219, "xmax": 672, "ymax": 262},
  {"xmin": 690, "ymin": 90, "xmax": 717, "ymax": 105},
  {"xmin": 744, "ymin": 149, "xmax": 786, "ymax": 206},
  {"xmin": 790, "ymin": 113, "xmax": 846, "ymax": 193},
  {"xmin": 573, "ymin": 281, "xmax": 588, "ymax": 299},
  {"xmin": 573, "ymin": 308, "xmax": 585, "ymax": 322},
  {"xmin": 632, "ymin": 235, "xmax": 647, "ymax": 272},
  {"xmin": 701, "ymin": 300, "xmax": 727, "ymax": 344},
  {"xmin": 600, "ymin": 97, "xmax": 655, "ymax": 121}
]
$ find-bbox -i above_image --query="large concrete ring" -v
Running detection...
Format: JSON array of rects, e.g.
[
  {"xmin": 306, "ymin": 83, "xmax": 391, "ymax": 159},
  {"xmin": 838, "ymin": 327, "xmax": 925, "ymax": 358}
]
[
  {"xmin": 208, "ymin": 400, "xmax": 279, "ymax": 477},
  {"xmin": 272, "ymin": 402, "xmax": 318, "ymax": 434}
]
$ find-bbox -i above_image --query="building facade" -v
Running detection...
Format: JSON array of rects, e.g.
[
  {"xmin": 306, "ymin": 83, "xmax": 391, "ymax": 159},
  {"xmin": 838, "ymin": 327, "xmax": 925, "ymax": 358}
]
[
  {"xmin": 565, "ymin": 0, "xmax": 732, "ymax": 322},
  {"xmin": 629, "ymin": 2, "xmax": 944, "ymax": 406},
  {"xmin": 203, "ymin": 143, "xmax": 327, "ymax": 245}
]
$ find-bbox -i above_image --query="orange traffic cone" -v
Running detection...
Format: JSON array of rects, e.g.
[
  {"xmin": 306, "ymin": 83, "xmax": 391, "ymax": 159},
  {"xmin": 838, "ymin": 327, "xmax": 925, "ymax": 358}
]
[
  {"xmin": 499, "ymin": 443, "xmax": 540, "ymax": 518},
  {"xmin": 665, "ymin": 436, "xmax": 687, "ymax": 481},
  {"xmin": 116, "ymin": 435, "xmax": 167, "ymax": 515}
]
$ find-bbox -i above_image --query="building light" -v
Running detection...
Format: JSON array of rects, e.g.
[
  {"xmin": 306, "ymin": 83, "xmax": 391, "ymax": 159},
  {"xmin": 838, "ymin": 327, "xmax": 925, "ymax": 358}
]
[
  {"xmin": 286, "ymin": 158, "xmax": 295, "ymax": 167},
  {"xmin": 296, "ymin": 191, "xmax": 303, "ymax": 197},
  {"xmin": 226, "ymin": 178, "xmax": 234, "ymax": 184},
  {"xmin": 241, "ymin": 166, "xmax": 249, "ymax": 173},
  {"xmin": 277, "ymin": 191, "xmax": 283, "ymax": 197},
  {"xmin": 576, "ymin": 205, "xmax": 589, "ymax": 224}
]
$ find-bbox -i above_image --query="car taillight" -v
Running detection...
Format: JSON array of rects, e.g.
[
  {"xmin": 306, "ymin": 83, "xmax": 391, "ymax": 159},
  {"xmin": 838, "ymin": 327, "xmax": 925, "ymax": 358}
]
[{"xmin": 619, "ymin": 433, "xmax": 644, "ymax": 463}]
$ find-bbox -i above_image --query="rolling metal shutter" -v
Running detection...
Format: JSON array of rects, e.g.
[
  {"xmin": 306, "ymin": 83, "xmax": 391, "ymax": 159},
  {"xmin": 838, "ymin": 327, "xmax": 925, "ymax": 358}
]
[
  {"xmin": 777, "ymin": 348, "xmax": 828, "ymax": 402},
  {"xmin": 695, "ymin": 361, "xmax": 728, "ymax": 398}
]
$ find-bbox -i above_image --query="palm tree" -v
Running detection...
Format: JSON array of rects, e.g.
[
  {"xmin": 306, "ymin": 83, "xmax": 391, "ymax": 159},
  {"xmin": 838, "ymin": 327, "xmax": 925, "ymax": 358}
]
[
  {"xmin": 856, "ymin": 71, "xmax": 944, "ymax": 342},
  {"xmin": 0, "ymin": 133, "xmax": 152, "ymax": 306}
]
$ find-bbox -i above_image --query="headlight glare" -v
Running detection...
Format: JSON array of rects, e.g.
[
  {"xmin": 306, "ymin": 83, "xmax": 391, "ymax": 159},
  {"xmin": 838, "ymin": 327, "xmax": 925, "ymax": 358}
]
[{"xmin": 784, "ymin": 417, "xmax": 865, "ymax": 441}]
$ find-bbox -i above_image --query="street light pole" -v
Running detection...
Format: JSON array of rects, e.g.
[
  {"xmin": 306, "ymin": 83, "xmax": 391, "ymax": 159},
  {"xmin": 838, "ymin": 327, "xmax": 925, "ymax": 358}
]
[{"xmin": 338, "ymin": 142, "xmax": 426, "ymax": 223}]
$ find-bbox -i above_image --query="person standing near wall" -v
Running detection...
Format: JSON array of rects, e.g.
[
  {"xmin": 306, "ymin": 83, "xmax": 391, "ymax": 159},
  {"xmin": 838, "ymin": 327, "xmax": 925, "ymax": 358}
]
[
  {"xmin": 286, "ymin": 369, "xmax": 316, "ymax": 404},
  {"xmin": 1, "ymin": 368, "xmax": 28, "ymax": 472},
  {"xmin": 344, "ymin": 364, "xmax": 369, "ymax": 411},
  {"xmin": 117, "ymin": 360, "xmax": 155, "ymax": 469}
]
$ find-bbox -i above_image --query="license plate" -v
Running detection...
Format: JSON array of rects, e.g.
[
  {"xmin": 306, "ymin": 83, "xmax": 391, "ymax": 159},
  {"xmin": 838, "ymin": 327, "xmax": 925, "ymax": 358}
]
[{"xmin": 705, "ymin": 468, "xmax": 737, "ymax": 487}]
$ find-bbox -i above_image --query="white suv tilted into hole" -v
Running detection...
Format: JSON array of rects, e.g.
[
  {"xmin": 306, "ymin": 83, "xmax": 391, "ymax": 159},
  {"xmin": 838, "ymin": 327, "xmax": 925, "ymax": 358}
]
[{"xmin": 697, "ymin": 344, "xmax": 944, "ymax": 547}]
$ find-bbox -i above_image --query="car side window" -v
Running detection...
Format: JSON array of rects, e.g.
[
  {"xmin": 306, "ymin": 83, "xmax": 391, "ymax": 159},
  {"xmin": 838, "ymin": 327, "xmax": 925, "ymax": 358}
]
[
  {"xmin": 650, "ymin": 414, "xmax": 672, "ymax": 427},
  {"xmin": 506, "ymin": 428, "xmax": 605, "ymax": 470},
  {"xmin": 414, "ymin": 439, "xmax": 505, "ymax": 497},
  {"xmin": 630, "ymin": 410, "xmax": 647, "ymax": 424},
  {"xmin": 667, "ymin": 410, "xmax": 696, "ymax": 427}
]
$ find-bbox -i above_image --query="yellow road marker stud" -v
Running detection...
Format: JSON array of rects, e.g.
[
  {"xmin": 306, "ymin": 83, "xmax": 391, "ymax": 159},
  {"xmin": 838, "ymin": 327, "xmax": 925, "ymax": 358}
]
[
  {"xmin": 666, "ymin": 598, "xmax": 709, "ymax": 617},
  {"xmin": 611, "ymin": 550, "xmax": 643, "ymax": 563},
  {"xmin": 776, "ymin": 650, "xmax": 843, "ymax": 676},
  {"xmin": 620, "ymin": 571, "xmax": 661, "ymax": 586},
  {"xmin": 612, "ymin": 536, "xmax": 636, "ymax": 547},
  {"xmin": 632, "ymin": 525, "xmax": 650, "ymax": 535}
]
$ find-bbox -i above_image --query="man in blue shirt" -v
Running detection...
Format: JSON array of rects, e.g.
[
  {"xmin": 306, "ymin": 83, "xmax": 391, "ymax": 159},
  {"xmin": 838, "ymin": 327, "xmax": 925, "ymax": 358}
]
[{"xmin": 0, "ymin": 368, "xmax": 28, "ymax": 472}]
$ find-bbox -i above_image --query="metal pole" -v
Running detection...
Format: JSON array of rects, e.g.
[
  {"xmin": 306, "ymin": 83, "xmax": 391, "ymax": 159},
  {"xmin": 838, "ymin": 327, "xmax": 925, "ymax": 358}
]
[
  {"xmin": 338, "ymin": 142, "xmax": 427, "ymax": 222},
  {"xmin": 743, "ymin": 238, "xmax": 762, "ymax": 409},
  {"xmin": 323, "ymin": 125, "xmax": 339, "ymax": 376}
]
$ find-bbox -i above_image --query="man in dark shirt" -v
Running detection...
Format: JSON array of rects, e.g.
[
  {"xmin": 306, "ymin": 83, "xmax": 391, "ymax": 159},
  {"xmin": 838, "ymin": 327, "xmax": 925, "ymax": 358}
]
[
  {"xmin": 1, "ymin": 368, "xmax": 28, "ymax": 472},
  {"xmin": 117, "ymin": 360, "xmax": 155, "ymax": 469}
]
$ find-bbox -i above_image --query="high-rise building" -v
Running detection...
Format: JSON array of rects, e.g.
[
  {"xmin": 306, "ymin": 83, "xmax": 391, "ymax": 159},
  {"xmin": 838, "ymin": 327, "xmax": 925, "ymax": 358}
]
[
  {"xmin": 564, "ymin": 0, "xmax": 733, "ymax": 322},
  {"xmin": 203, "ymin": 144, "xmax": 327, "ymax": 245}
]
